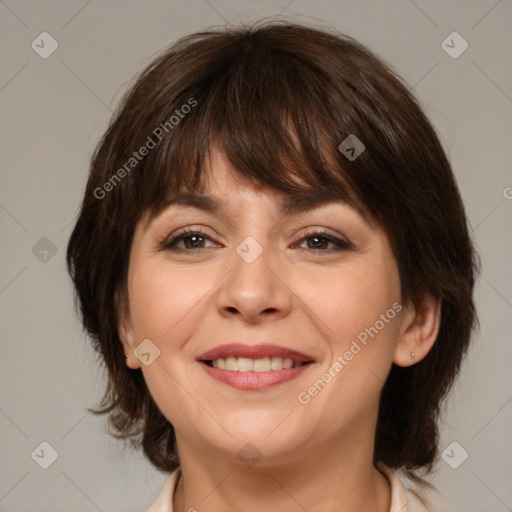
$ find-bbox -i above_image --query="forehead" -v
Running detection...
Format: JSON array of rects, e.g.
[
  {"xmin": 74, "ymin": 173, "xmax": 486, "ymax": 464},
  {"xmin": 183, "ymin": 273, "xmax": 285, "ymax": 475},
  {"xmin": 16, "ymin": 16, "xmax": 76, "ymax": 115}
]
[
  {"xmin": 142, "ymin": 146, "xmax": 378, "ymax": 231},
  {"xmin": 196, "ymin": 150, "xmax": 310, "ymax": 207},
  {"xmin": 144, "ymin": 158, "xmax": 372, "ymax": 228}
]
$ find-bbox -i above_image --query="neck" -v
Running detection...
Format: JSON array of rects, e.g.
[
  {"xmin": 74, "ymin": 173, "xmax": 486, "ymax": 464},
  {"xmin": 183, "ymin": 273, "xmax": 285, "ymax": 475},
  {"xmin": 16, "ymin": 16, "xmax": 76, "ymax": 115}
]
[{"xmin": 172, "ymin": 424, "xmax": 390, "ymax": 512}]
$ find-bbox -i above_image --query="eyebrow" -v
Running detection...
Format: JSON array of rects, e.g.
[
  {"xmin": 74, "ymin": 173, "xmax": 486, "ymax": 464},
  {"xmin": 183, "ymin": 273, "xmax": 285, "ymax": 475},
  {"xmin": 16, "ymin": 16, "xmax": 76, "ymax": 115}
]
[{"xmin": 145, "ymin": 191, "xmax": 364, "ymax": 228}]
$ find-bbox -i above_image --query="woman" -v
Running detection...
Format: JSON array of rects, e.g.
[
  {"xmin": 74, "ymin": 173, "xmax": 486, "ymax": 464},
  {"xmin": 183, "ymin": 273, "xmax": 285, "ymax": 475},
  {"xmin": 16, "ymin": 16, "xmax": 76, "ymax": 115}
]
[{"xmin": 66, "ymin": 20, "xmax": 479, "ymax": 511}]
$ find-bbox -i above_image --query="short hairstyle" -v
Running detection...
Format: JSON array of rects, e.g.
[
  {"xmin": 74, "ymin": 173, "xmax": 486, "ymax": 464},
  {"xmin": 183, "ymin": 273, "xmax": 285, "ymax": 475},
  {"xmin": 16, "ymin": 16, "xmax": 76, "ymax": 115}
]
[{"xmin": 66, "ymin": 20, "xmax": 479, "ymax": 483}]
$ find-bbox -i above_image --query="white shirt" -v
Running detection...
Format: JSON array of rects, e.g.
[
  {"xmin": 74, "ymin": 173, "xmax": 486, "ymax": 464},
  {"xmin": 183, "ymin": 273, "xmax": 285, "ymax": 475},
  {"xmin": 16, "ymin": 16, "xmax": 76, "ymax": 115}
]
[{"xmin": 147, "ymin": 464, "xmax": 430, "ymax": 511}]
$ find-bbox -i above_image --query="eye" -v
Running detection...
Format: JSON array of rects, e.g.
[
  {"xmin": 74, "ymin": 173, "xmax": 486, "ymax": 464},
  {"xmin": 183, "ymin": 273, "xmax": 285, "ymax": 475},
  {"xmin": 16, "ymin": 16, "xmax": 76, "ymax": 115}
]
[
  {"xmin": 161, "ymin": 229, "xmax": 219, "ymax": 251},
  {"xmin": 162, "ymin": 228, "xmax": 352, "ymax": 253},
  {"xmin": 295, "ymin": 231, "xmax": 352, "ymax": 252}
]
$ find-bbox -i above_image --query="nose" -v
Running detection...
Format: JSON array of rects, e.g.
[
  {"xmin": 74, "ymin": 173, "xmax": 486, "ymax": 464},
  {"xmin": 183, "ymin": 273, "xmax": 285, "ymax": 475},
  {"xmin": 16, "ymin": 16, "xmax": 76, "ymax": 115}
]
[{"xmin": 216, "ymin": 238, "xmax": 293, "ymax": 324}]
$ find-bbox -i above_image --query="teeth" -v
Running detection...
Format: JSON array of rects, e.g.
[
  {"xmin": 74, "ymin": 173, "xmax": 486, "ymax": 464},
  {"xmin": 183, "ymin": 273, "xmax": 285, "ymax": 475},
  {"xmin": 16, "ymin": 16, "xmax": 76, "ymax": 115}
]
[
  {"xmin": 210, "ymin": 356, "xmax": 305, "ymax": 372},
  {"xmin": 237, "ymin": 357, "xmax": 253, "ymax": 372},
  {"xmin": 225, "ymin": 356, "xmax": 238, "ymax": 371},
  {"xmin": 270, "ymin": 356, "xmax": 282, "ymax": 370},
  {"xmin": 254, "ymin": 357, "xmax": 270, "ymax": 372}
]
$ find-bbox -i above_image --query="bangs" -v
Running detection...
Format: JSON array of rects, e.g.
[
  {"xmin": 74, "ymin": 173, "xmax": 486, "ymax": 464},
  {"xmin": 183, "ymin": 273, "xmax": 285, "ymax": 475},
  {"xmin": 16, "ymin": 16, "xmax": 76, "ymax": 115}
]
[{"xmin": 125, "ymin": 36, "xmax": 375, "ymax": 226}]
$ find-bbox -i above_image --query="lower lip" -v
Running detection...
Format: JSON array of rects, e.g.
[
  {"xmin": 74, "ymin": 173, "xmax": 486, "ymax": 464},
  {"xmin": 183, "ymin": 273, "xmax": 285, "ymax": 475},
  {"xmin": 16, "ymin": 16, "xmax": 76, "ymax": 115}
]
[{"xmin": 200, "ymin": 362, "xmax": 313, "ymax": 391}]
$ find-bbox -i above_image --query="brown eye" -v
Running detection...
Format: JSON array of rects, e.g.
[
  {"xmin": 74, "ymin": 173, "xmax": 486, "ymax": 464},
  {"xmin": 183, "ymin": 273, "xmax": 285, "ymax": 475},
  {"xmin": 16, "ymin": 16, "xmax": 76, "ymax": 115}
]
[
  {"xmin": 161, "ymin": 229, "xmax": 352, "ymax": 253},
  {"xmin": 297, "ymin": 231, "xmax": 352, "ymax": 252},
  {"xmin": 162, "ymin": 229, "xmax": 219, "ymax": 251}
]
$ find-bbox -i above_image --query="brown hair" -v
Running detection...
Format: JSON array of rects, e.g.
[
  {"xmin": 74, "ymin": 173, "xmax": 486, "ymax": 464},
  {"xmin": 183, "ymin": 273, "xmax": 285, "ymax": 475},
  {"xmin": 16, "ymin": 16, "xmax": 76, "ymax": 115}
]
[{"xmin": 66, "ymin": 20, "xmax": 479, "ymax": 484}]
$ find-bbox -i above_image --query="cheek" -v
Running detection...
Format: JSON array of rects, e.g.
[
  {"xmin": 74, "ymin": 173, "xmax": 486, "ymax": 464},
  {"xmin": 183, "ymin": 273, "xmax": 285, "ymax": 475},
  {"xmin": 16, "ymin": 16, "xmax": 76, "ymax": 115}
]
[
  {"xmin": 127, "ymin": 262, "xmax": 218, "ymax": 429},
  {"xmin": 296, "ymin": 266, "xmax": 401, "ymax": 424},
  {"xmin": 129, "ymin": 262, "xmax": 216, "ymax": 340},
  {"xmin": 302, "ymin": 260, "xmax": 401, "ymax": 351}
]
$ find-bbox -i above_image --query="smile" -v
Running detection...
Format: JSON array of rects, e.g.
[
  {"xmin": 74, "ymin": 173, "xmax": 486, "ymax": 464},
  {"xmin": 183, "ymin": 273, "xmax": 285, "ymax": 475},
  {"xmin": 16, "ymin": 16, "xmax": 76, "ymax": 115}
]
[
  {"xmin": 197, "ymin": 343, "xmax": 315, "ymax": 390},
  {"xmin": 199, "ymin": 360, "xmax": 315, "ymax": 391},
  {"xmin": 205, "ymin": 356, "xmax": 306, "ymax": 371}
]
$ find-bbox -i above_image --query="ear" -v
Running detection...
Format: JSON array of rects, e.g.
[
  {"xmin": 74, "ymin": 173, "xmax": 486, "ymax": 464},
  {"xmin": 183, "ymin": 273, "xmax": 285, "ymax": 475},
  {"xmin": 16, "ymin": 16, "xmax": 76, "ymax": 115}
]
[
  {"xmin": 393, "ymin": 293, "xmax": 442, "ymax": 367},
  {"xmin": 115, "ymin": 289, "xmax": 141, "ymax": 370}
]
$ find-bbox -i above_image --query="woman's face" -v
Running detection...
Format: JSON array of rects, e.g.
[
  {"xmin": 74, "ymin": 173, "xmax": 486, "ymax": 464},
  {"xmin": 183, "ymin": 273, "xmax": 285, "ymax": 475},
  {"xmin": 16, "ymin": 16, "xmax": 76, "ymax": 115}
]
[{"xmin": 119, "ymin": 148, "xmax": 410, "ymax": 466}]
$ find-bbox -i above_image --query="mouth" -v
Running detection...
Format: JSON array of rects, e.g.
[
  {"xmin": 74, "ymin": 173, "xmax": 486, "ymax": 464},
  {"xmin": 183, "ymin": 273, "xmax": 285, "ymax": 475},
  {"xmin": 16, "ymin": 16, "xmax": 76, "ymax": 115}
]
[
  {"xmin": 202, "ymin": 356, "xmax": 309, "ymax": 371},
  {"xmin": 197, "ymin": 344, "xmax": 315, "ymax": 391}
]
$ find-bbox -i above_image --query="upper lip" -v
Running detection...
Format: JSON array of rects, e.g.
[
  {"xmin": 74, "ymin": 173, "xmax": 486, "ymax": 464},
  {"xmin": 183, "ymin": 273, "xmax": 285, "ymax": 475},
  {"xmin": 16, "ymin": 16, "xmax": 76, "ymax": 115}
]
[{"xmin": 198, "ymin": 344, "xmax": 314, "ymax": 363}]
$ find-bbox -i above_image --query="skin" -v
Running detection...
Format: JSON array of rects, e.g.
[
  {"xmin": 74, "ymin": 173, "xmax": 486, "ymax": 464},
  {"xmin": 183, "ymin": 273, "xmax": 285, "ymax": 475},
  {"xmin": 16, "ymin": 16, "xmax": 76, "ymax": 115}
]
[{"xmin": 118, "ymin": 148, "xmax": 441, "ymax": 512}]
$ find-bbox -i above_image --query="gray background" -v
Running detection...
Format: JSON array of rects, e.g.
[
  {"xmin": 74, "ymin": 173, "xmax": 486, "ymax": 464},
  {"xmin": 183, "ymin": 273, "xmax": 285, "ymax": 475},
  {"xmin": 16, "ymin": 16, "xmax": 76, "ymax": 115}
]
[{"xmin": 1, "ymin": 0, "xmax": 511, "ymax": 511}]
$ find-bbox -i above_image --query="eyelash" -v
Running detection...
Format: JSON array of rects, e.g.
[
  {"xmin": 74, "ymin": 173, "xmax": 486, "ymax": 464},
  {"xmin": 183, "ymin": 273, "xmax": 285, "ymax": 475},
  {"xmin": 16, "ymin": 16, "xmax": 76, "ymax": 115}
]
[{"xmin": 161, "ymin": 229, "xmax": 352, "ymax": 253}]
